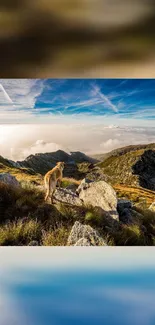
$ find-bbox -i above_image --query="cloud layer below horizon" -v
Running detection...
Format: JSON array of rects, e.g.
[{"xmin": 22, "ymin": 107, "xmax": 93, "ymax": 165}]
[{"xmin": 1, "ymin": 123, "xmax": 155, "ymax": 160}]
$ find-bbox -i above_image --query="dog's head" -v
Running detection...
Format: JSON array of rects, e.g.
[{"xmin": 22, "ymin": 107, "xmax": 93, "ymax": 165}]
[{"xmin": 56, "ymin": 161, "xmax": 65, "ymax": 170}]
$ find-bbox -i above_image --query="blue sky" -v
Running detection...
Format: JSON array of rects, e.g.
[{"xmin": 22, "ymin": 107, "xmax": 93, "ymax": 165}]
[
  {"xmin": 0, "ymin": 79, "xmax": 155, "ymax": 124},
  {"xmin": 0, "ymin": 79, "xmax": 155, "ymax": 160},
  {"xmin": 35, "ymin": 79, "xmax": 155, "ymax": 120}
]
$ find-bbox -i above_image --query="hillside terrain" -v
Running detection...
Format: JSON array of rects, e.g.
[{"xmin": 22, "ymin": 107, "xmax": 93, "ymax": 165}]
[
  {"xmin": 0, "ymin": 144, "xmax": 155, "ymax": 246},
  {"xmin": 91, "ymin": 143, "xmax": 155, "ymax": 162}
]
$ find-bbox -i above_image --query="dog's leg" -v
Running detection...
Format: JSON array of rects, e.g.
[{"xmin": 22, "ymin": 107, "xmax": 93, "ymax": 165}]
[{"xmin": 50, "ymin": 180, "xmax": 56, "ymax": 204}]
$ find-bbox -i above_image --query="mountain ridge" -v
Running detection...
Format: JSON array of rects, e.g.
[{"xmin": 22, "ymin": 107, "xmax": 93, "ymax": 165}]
[
  {"xmin": 90, "ymin": 143, "xmax": 155, "ymax": 162},
  {"xmin": 0, "ymin": 143, "xmax": 155, "ymax": 192}
]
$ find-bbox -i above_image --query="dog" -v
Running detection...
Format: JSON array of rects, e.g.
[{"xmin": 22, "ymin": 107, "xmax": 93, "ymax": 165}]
[{"xmin": 44, "ymin": 161, "xmax": 65, "ymax": 204}]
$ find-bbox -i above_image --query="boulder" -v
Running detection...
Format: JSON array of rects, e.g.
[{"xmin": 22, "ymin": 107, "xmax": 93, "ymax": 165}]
[
  {"xmin": 67, "ymin": 221, "xmax": 107, "ymax": 246},
  {"xmin": 53, "ymin": 188, "xmax": 83, "ymax": 206},
  {"xmin": 66, "ymin": 184, "xmax": 78, "ymax": 192},
  {"xmin": 78, "ymin": 180, "xmax": 119, "ymax": 221},
  {"xmin": 117, "ymin": 199, "xmax": 133, "ymax": 212},
  {"xmin": 117, "ymin": 199, "xmax": 133, "ymax": 224},
  {"xmin": 76, "ymin": 178, "xmax": 93, "ymax": 195},
  {"xmin": 119, "ymin": 208, "xmax": 133, "ymax": 224},
  {"xmin": 0, "ymin": 173, "xmax": 20, "ymax": 188},
  {"xmin": 149, "ymin": 202, "xmax": 155, "ymax": 212}
]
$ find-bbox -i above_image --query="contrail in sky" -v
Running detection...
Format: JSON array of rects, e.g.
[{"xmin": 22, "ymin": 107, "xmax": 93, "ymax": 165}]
[{"xmin": 0, "ymin": 84, "xmax": 13, "ymax": 104}]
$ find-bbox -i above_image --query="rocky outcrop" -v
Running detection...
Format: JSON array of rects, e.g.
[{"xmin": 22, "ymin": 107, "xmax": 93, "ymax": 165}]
[
  {"xmin": 70, "ymin": 151, "xmax": 98, "ymax": 164},
  {"xmin": 77, "ymin": 180, "xmax": 119, "ymax": 221},
  {"xmin": 17, "ymin": 150, "xmax": 73, "ymax": 175},
  {"xmin": 16, "ymin": 150, "xmax": 98, "ymax": 177},
  {"xmin": 119, "ymin": 208, "xmax": 133, "ymax": 224},
  {"xmin": 76, "ymin": 178, "xmax": 93, "ymax": 195},
  {"xmin": 132, "ymin": 150, "xmax": 155, "ymax": 190},
  {"xmin": 117, "ymin": 199, "xmax": 133, "ymax": 224},
  {"xmin": 53, "ymin": 188, "xmax": 83, "ymax": 206},
  {"xmin": 117, "ymin": 199, "xmax": 133, "ymax": 211},
  {"xmin": 53, "ymin": 179, "xmax": 119, "ymax": 223},
  {"xmin": 0, "ymin": 173, "xmax": 20, "ymax": 188},
  {"xmin": 67, "ymin": 221, "xmax": 107, "ymax": 246}
]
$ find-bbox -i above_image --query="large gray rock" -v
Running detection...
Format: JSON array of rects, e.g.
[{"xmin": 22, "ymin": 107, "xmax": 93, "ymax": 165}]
[
  {"xmin": 76, "ymin": 178, "xmax": 93, "ymax": 195},
  {"xmin": 0, "ymin": 173, "xmax": 20, "ymax": 188},
  {"xmin": 53, "ymin": 188, "xmax": 83, "ymax": 206},
  {"xmin": 149, "ymin": 202, "xmax": 155, "ymax": 212},
  {"xmin": 67, "ymin": 221, "xmax": 107, "ymax": 246},
  {"xmin": 78, "ymin": 180, "xmax": 119, "ymax": 221}
]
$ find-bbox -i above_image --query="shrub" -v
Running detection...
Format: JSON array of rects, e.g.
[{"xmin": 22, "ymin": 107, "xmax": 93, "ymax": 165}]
[
  {"xmin": 113, "ymin": 224, "xmax": 148, "ymax": 246},
  {"xmin": 42, "ymin": 227, "xmax": 70, "ymax": 246},
  {"xmin": 0, "ymin": 181, "xmax": 44, "ymax": 224},
  {"xmin": 0, "ymin": 219, "xmax": 42, "ymax": 246}
]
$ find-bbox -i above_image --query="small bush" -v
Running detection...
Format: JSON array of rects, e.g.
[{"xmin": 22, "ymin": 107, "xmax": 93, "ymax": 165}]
[
  {"xmin": 113, "ymin": 224, "xmax": 148, "ymax": 246},
  {"xmin": 0, "ymin": 219, "xmax": 42, "ymax": 246},
  {"xmin": 0, "ymin": 181, "xmax": 44, "ymax": 224},
  {"xmin": 42, "ymin": 227, "xmax": 70, "ymax": 246}
]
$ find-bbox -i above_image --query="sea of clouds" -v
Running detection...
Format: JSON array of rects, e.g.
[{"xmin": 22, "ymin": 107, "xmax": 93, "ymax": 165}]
[{"xmin": 0, "ymin": 123, "xmax": 155, "ymax": 161}]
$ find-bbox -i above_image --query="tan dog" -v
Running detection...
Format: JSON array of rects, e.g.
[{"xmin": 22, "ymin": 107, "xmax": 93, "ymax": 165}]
[{"xmin": 44, "ymin": 161, "xmax": 65, "ymax": 203}]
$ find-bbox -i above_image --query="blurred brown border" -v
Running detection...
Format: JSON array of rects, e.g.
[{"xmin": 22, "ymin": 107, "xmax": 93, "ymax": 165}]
[{"xmin": 0, "ymin": 0, "xmax": 155, "ymax": 78}]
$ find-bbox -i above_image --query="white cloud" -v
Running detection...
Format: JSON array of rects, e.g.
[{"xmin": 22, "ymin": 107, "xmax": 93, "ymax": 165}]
[
  {"xmin": 0, "ymin": 123, "xmax": 155, "ymax": 160},
  {"xmin": 100, "ymin": 138, "xmax": 120, "ymax": 152},
  {"xmin": 0, "ymin": 79, "xmax": 45, "ymax": 110},
  {"xmin": 21, "ymin": 140, "xmax": 65, "ymax": 160}
]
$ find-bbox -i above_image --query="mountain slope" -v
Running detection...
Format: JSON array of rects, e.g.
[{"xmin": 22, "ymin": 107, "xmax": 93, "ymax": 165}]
[
  {"xmin": 91, "ymin": 143, "xmax": 155, "ymax": 162},
  {"xmin": 97, "ymin": 146, "xmax": 155, "ymax": 191},
  {"xmin": 16, "ymin": 150, "xmax": 98, "ymax": 178}
]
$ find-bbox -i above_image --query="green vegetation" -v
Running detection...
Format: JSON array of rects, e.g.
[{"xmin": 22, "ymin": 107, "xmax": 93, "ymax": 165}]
[
  {"xmin": 61, "ymin": 177, "xmax": 81, "ymax": 188},
  {"xmin": 113, "ymin": 184, "xmax": 155, "ymax": 208},
  {"xmin": 98, "ymin": 150, "xmax": 144, "ymax": 186},
  {"xmin": 0, "ymin": 161, "xmax": 42, "ymax": 184}
]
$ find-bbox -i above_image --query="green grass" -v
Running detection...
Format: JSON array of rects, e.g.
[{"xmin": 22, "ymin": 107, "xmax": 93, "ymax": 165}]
[
  {"xmin": 61, "ymin": 177, "xmax": 80, "ymax": 188},
  {"xmin": 98, "ymin": 150, "xmax": 144, "ymax": 186}
]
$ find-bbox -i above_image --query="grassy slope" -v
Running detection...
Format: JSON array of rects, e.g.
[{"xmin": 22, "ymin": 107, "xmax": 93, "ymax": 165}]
[
  {"xmin": 0, "ymin": 161, "xmax": 43, "ymax": 184},
  {"xmin": 97, "ymin": 149, "xmax": 145, "ymax": 186}
]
